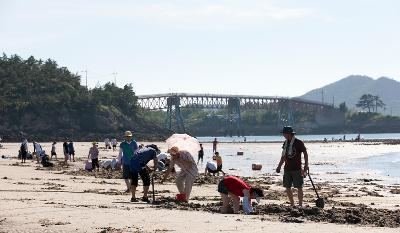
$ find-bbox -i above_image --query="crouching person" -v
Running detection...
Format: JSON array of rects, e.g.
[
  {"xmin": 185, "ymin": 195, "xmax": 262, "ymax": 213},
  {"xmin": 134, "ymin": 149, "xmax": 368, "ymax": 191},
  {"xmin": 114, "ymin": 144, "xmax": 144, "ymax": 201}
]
[
  {"xmin": 161, "ymin": 146, "xmax": 198, "ymax": 202},
  {"xmin": 218, "ymin": 176, "xmax": 264, "ymax": 214},
  {"xmin": 130, "ymin": 146, "xmax": 158, "ymax": 203}
]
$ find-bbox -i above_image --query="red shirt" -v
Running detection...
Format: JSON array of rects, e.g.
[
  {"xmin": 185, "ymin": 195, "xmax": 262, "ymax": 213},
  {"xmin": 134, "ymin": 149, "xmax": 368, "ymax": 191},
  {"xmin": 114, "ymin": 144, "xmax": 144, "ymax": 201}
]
[{"xmin": 223, "ymin": 176, "xmax": 250, "ymax": 197}]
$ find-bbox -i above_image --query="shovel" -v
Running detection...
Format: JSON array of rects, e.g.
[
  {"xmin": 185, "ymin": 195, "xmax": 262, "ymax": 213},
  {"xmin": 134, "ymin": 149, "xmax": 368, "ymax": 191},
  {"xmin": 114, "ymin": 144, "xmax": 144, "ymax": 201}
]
[
  {"xmin": 307, "ymin": 171, "xmax": 325, "ymax": 208},
  {"xmin": 151, "ymin": 171, "xmax": 156, "ymax": 203}
]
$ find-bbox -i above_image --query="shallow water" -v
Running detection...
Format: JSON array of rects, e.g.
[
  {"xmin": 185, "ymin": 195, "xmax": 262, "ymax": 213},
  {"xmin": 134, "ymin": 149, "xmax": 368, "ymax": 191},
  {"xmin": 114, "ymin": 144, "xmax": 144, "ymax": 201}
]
[
  {"xmin": 197, "ymin": 142, "xmax": 400, "ymax": 185},
  {"xmin": 2, "ymin": 140, "xmax": 400, "ymax": 185},
  {"xmin": 198, "ymin": 133, "xmax": 400, "ymax": 142}
]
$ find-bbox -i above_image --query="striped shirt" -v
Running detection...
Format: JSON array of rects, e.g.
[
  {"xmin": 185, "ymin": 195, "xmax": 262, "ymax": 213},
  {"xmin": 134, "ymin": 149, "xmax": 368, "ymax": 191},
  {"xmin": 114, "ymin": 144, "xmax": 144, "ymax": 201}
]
[{"xmin": 170, "ymin": 150, "xmax": 198, "ymax": 179}]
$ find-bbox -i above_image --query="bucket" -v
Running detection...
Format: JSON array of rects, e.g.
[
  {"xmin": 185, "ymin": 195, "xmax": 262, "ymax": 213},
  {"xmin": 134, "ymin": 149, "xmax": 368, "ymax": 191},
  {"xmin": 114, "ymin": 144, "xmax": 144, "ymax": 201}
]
[
  {"xmin": 237, "ymin": 151, "xmax": 244, "ymax": 156},
  {"xmin": 176, "ymin": 193, "xmax": 187, "ymax": 201},
  {"xmin": 252, "ymin": 163, "xmax": 262, "ymax": 170}
]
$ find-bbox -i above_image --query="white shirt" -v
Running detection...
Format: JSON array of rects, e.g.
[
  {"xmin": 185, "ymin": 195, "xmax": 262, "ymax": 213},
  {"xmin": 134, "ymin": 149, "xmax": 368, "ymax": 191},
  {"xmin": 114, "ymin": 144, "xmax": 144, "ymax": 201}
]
[
  {"xmin": 157, "ymin": 153, "xmax": 169, "ymax": 161},
  {"xmin": 206, "ymin": 162, "xmax": 217, "ymax": 171},
  {"xmin": 111, "ymin": 139, "xmax": 117, "ymax": 146}
]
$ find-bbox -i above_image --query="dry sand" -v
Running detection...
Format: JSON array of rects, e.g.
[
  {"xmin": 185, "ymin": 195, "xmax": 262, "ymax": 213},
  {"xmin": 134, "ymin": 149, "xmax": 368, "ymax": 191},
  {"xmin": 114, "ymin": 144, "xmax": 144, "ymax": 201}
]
[{"xmin": 1, "ymin": 142, "xmax": 400, "ymax": 233}]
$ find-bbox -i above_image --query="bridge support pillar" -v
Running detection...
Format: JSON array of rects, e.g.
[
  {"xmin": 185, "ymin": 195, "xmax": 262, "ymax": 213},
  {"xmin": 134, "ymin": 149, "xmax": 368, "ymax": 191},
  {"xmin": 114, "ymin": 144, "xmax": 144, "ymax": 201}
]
[
  {"xmin": 165, "ymin": 96, "xmax": 185, "ymax": 133},
  {"xmin": 225, "ymin": 97, "xmax": 243, "ymax": 136},
  {"xmin": 277, "ymin": 100, "xmax": 295, "ymax": 128}
]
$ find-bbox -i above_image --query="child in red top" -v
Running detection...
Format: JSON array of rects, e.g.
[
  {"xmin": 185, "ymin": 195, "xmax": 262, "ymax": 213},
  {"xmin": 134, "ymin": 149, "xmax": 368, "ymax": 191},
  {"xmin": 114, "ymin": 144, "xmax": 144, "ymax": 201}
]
[{"xmin": 217, "ymin": 176, "xmax": 264, "ymax": 214}]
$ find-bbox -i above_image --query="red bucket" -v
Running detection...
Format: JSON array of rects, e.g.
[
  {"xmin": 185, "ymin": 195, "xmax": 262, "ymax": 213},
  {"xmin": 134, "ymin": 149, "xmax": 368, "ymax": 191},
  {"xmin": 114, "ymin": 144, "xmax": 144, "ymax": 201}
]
[{"xmin": 176, "ymin": 193, "xmax": 187, "ymax": 201}]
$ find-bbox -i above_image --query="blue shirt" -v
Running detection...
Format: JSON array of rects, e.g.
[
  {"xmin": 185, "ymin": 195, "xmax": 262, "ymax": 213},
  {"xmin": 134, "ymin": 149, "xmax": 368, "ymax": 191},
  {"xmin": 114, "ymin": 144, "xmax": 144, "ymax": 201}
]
[
  {"xmin": 130, "ymin": 148, "xmax": 157, "ymax": 173},
  {"xmin": 120, "ymin": 140, "xmax": 138, "ymax": 165}
]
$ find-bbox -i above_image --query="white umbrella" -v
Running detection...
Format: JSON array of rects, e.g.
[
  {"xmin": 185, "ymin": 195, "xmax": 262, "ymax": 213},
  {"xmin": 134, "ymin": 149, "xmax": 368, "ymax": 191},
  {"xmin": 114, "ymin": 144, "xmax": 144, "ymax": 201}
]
[{"xmin": 166, "ymin": 133, "xmax": 200, "ymax": 157}]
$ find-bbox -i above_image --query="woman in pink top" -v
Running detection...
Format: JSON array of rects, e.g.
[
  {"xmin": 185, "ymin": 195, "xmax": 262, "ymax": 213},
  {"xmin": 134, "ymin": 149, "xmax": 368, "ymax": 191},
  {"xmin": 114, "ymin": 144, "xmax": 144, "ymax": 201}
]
[{"xmin": 161, "ymin": 146, "xmax": 198, "ymax": 201}]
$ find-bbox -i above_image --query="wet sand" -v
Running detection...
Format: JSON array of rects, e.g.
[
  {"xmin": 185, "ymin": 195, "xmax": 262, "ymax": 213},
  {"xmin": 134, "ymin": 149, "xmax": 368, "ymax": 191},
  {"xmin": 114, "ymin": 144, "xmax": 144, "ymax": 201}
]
[{"xmin": 0, "ymin": 142, "xmax": 400, "ymax": 232}]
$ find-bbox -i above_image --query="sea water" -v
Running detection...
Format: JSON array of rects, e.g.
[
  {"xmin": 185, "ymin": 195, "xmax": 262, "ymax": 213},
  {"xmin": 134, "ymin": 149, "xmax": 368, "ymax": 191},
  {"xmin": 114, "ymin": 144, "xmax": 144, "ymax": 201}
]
[
  {"xmin": 196, "ymin": 135, "xmax": 400, "ymax": 185},
  {"xmin": 198, "ymin": 133, "xmax": 400, "ymax": 143}
]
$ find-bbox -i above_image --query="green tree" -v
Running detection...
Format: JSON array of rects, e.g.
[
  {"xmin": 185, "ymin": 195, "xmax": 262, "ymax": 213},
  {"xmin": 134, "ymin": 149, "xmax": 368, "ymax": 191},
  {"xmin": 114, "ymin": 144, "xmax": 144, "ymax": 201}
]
[
  {"xmin": 356, "ymin": 94, "xmax": 375, "ymax": 113},
  {"xmin": 372, "ymin": 95, "xmax": 385, "ymax": 113}
]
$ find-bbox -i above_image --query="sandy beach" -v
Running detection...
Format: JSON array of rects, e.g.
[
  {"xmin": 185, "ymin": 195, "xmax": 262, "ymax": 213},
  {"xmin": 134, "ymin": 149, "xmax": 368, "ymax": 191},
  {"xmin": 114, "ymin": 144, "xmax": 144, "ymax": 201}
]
[{"xmin": 1, "ymin": 142, "xmax": 400, "ymax": 233}]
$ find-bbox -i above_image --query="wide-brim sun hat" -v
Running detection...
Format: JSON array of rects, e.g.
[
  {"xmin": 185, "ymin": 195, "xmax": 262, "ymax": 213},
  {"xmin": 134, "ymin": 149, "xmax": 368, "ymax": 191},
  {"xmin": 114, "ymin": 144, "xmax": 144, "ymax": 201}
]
[
  {"xmin": 280, "ymin": 126, "xmax": 296, "ymax": 134},
  {"xmin": 124, "ymin": 131, "xmax": 133, "ymax": 137}
]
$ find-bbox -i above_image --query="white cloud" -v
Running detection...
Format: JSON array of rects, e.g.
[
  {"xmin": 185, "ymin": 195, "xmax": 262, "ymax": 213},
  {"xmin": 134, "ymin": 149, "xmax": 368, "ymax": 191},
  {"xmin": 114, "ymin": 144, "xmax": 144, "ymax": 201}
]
[
  {"xmin": 7, "ymin": 0, "xmax": 319, "ymax": 30},
  {"xmin": 100, "ymin": 1, "xmax": 318, "ymax": 28}
]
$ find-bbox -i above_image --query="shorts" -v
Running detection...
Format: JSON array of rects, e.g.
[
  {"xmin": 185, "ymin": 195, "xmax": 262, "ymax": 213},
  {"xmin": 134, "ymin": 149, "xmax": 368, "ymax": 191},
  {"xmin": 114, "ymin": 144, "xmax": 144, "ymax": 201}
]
[
  {"xmin": 217, "ymin": 179, "xmax": 229, "ymax": 195},
  {"xmin": 112, "ymin": 145, "xmax": 116, "ymax": 148},
  {"xmin": 51, "ymin": 152, "xmax": 57, "ymax": 156},
  {"xmin": 283, "ymin": 169, "xmax": 304, "ymax": 188},
  {"xmin": 131, "ymin": 168, "xmax": 150, "ymax": 187},
  {"xmin": 122, "ymin": 164, "xmax": 131, "ymax": 179},
  {"xmin": 217, "ymin": 164, "xmax": 223, "ymax": 171},
  {"xmin": 92, "ymin": 158, "xmax": 99, "ymax": 169},
  {"xmin": 21, "ymin": 151, "xmax": 27, "ymax": 159}
]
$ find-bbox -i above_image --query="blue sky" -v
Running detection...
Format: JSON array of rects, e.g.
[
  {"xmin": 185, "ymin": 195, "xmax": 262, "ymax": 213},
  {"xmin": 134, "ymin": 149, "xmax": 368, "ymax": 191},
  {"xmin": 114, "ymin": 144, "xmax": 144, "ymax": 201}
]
[{"xmin": 1, "ymin": 0, "xmax": 399, "ymax": 96}]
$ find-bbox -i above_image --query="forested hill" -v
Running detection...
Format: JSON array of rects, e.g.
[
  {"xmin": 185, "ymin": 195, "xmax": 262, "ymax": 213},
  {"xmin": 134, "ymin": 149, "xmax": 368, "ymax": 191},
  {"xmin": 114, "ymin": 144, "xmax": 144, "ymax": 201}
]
[{"xmin": 0, "ymin": 54, "xmax": 171, "ymax": 141}]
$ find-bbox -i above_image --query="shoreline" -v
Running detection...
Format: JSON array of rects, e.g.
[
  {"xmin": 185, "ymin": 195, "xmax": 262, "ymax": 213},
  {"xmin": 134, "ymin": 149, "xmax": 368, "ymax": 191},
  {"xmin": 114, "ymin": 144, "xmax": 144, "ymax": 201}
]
[{"xmin": 2, "ymin": 139, "xmax": 400, "ymax": 144}]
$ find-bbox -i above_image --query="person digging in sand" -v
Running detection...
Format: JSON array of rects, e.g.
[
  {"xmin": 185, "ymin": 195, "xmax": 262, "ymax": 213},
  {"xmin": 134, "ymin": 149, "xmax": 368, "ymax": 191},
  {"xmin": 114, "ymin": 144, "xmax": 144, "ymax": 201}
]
[
  {"xmin": 117, "ymin": 131, "xmax": 138, "ymax": 193},
  {"xmin": 129, "ymin": 145, "xmax": 159, "ymax": 202},
  {"xmin": 276, "ymin": 126, "xmax": 309, "ymax": 207},
  {"xmin": 161, "ymin": 146, "xmax": 198, "ymax": 202},
  {"xmin": 217, "ymin": 175, "xmax": 264, "ymax": 214},
  {"xmin": 205, "ymin": 160, "xmax": 225, "ymax": 176}
]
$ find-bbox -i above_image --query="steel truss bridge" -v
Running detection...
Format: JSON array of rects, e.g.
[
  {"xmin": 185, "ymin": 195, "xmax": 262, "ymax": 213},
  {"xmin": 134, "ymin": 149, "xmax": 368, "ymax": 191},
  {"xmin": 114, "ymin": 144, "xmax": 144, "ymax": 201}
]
[{"xmin": 137, "ymin": 93, "xmax": 334, "ymax": 135}]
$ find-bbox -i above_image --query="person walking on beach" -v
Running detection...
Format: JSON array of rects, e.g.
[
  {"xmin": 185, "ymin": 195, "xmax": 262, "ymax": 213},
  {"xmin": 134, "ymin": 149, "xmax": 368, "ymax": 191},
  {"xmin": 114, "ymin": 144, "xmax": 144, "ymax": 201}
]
[
  {"xmin": 197, "ymin": 144, "xmax": 204, "ymax": 164},
  {"xmin": 20, "ymin": 139, "xmax": 28, "ymax": 163},
  {"xmin": 275, "ymin": 126, "xmax": 309, "ymax": 207},
  {"xmin": 217, "ymin": 175, "xmax": 264, "ymax": 214},
  {"xmin": 88, "ymin": 141, "xmax": 100, "ymax": 172},
  {"xmin": 212, "ymin": 138, "xmax": 218, "ymax": 153},
  {"xmin": 129, "ymin": 146, "xmax": 158, "ymax": 202},
  {"xmin": 68, "ymin": 140, "xmax": 75, "ymax": 162},
  {"xmin": 161, "ymin": 146, "xmax": 198, "ymax": 201},
  {"xmin": 117, "ymin": 131, "xmax": 138, "ymax": 193},
  {"xmin": 51, "ymin": 142, "xmax": 57, "ymax": 160},
  {"xmin": 63, "ymin": 139, "xmax": 69, "ymax": 165},
  {"xmin": 111, "ymin": 138, "xmax": 117, "ymax": 151}
]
